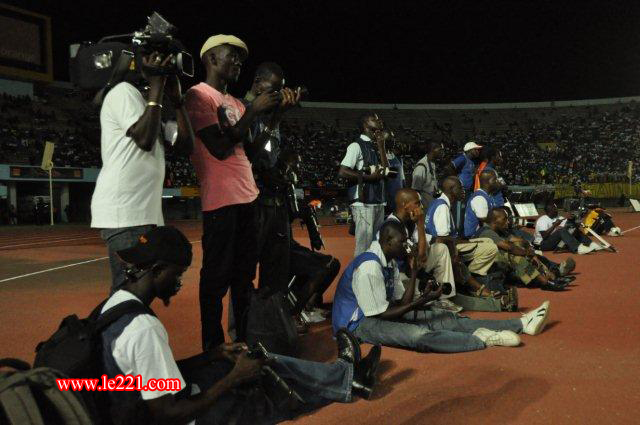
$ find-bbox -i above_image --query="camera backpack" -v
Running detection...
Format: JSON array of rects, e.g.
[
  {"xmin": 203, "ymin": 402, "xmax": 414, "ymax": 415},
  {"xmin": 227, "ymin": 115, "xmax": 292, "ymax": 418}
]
[
  {"xmin": 246, "ymin": 288, "xmax": 298, "ymax": 356},
  {"xmin": 32, "ymin": 299, "xmax": 155, "ymax": 424}
]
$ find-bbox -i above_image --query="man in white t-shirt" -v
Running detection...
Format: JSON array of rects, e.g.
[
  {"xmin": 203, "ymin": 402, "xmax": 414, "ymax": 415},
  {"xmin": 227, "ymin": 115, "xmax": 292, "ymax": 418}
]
[
  {"xmin": 100, "ymin": 226, "xmax": 381, "ymax": 424},
  {"xmin": 534, "ymin": 202, "xmax": 602, "ymax": 254},
  {"xmin": 91, "ymin": 51, "xmax": 194, "ymax": 292},
  {"xmin": 338, "ymin": 113, "xmax": 388, "ymax": 256}
]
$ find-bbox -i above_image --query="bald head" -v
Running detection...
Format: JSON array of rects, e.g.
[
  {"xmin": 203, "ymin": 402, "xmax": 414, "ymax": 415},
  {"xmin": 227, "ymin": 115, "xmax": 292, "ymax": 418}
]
[
  {"xmin": 487, "ymin": 208, "xmax": 507, "ymax": 224},
  {"xmin": 442, "ymin": 176, "xmax": 460, "ymax": 192},
  {"xmin": 479, "ymin": 169, "xmax": 498, "ymax": 193},
  {"xmin": 441, "ymin": 176, "xmax": 464, "ymax": 203},
  {"xmin": 395, "ymin": 188, "xmax": 420, "ymax": 208}
]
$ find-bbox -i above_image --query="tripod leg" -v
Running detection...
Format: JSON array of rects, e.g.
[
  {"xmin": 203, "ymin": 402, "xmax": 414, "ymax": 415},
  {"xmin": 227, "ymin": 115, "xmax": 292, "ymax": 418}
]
[{"xmin": 586, "ymin": 227, "xmax": 616, "ymax": 253}]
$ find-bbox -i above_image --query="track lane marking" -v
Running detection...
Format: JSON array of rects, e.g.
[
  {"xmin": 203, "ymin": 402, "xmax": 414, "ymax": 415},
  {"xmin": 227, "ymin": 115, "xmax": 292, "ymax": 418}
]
[{"xmin": 0, "ymin": 240, "xmax": 200, "ymax": 284}]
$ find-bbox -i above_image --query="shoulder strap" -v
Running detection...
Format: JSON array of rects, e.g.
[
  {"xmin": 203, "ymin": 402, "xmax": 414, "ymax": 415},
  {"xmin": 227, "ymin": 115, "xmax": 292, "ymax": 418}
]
[
  {"xmin": 28, "ymin": 369, "xmax": 93, "ymax": 425},
  {"xmin": 0, "ymin": 372, "xmax": 44, "ymax": 425},
  {"xmin": 94, "ymin": 300, "xmax": 156, "ymax": 334}
]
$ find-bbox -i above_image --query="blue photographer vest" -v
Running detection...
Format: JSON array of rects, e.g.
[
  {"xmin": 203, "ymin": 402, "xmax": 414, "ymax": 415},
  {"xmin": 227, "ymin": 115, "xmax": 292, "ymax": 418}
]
[
  {"xmin": 347, "ymin": 139, "xmax": 385, "ymax": 204},
  {"xmin": 425, "ymin": 197, "xmax": 457, "ymax": 238},
  {"xmin": 484, "ymin": 164, "xmax": 505, "ymax": 206},
  {"xmin": 332, "ymin": 252, "xmax": 394, "ymax": 335},
  {"xmin": 464, "ymin": 189, "xmax": 495, "ymax": 238}
]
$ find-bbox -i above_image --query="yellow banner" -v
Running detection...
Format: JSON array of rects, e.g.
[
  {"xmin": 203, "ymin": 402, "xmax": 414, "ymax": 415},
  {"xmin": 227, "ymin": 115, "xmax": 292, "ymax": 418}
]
[{"xmin": 554, "ymin": 182, "xmax": 640, "ymax": 198}]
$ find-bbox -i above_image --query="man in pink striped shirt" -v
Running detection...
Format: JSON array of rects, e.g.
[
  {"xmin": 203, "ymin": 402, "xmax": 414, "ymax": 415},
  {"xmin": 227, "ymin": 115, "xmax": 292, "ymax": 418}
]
[{"xmin": 184, "ymin": 35, "xmax": 280, "ymax": 349}]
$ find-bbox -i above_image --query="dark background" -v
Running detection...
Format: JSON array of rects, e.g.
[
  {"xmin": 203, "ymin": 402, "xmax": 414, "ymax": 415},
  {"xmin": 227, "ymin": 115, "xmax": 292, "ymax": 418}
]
[{"xmin": 8, "ymin": 0, "xmax": 640, "ymax": 103}]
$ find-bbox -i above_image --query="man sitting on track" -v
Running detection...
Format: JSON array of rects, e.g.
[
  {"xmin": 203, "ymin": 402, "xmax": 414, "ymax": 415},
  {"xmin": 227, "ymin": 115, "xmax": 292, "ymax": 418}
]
[
  {"xmin": 477, "ymin": 208, "xmax": 573, "ymax": 291},
  {"xmin": 378, "ymin": 188, "xmax": 458, "ymax": 311},
  {"xmin": 534, "ymin": 202, "xmax": 604, "ymax": 254},
  {"xmin": 332, "ymin": 220, "xmax": 551, "ymax": 353},
  {"xmin": 100, "ymin": 226, "xmax": 382, "ymax": 424}
]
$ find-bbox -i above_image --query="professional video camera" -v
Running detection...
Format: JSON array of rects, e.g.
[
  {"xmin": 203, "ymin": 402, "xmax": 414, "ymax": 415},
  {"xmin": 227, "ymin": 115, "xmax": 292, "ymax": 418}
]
[{"xmin": 70, "ymin": 12, "xmax": 193, "ymax": 93}]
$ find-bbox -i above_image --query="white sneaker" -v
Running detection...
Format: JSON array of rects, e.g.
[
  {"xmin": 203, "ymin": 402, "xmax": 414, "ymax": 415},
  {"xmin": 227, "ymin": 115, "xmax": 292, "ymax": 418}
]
[
  {"xmin": 472, "ymin": 328, "xmax": 521, "ymax": 347},
  {"xmin": 520, "ymin": 301, "xmax": 550, "ymax": 335},
  {"xmin": 589, "ymin": 241, "xmax": 606, "ymax": 251},
  {"xmin": 608, "ymin": 227, "xmax": 622, "ymax": 237},
  {"xmin": 577, "ymin": 244, "xmax": 593, "ymax": 255}
]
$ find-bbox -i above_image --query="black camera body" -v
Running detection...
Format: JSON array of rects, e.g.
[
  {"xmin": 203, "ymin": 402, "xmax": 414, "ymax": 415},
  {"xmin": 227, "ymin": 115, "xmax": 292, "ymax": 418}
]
[
  {"xmin": 69, "ymin": 12, "xmax": 193, "ymax": 92},
  {"xmin": 132, "ymin": 12, "xmax": 194, "ymax": 77}
]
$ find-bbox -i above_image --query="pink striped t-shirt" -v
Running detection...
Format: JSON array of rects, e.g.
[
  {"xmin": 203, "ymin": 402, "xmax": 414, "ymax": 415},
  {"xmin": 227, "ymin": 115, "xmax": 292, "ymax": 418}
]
[{"xmin": 184, "ymin": 83, "xmax": 258, "ymax": 212}]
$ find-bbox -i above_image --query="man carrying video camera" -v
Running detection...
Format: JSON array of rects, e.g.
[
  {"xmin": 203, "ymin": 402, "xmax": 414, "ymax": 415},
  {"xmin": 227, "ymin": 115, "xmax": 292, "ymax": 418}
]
[
  {"xmin": 91, "ymin": 48, "xmax": 194, "ymax": 293},
  {"xmin": 243, "ymin": 62, "xmax": 301, "ymax": 293}
]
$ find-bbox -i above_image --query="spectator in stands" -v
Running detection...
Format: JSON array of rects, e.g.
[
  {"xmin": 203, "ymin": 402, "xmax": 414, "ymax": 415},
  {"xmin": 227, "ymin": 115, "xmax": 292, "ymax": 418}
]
[
  {"xmin": 478, "ymin": 208, "xmax": 570, "ymax": 291},
  {"xmin": 332, "ymin": 220, "xmax": 552, "ymax": 353},
  {"xmin": 411, "ymin": 140, "xmax": 443, "ymax": 209},
  {"xmin": 534, "ymin": 202, "xmax": 604, "ymax": 254},
  {"xmin": 102, "ymin": 226, "xmax": 382, "ymax": 424},
  {"xmin": 91, "ymin": 50, "xmax": 194, "ymax": 292},
  {"xmin": 463, "ymin": 169, "xmax": 500, "ymax": 238},
  {"xmin": 184, "ymin": 35, "xmax": 280, "ymax": 350},
  {"xmin": 339, "ymin": 113, "xmax": 388, "ymax": 256}
]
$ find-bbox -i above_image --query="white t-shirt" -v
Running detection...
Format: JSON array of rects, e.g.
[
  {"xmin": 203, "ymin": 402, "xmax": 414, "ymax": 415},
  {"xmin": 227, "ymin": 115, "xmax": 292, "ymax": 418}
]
[
  {"xmin": 101, "ymin": 290, "xmax": 187, "ymax": 401},
  {"xmin": 91, "ymin": 82, "xmax": 165, "ymax": 228},
  {"xmin": 433, "ymin": 193, "xmax": 454, "ymax": 237},
  {"xmin": 352, "ymin": 241, "xmax": 405, "ymax": 320},
  {"xmin": 534, "ymin": 214, "xmax": 566, "ymax": 245},
  {"xmin": 470, "ymin": 190, "xmax": 490, "ymax": 219},
  {"xmin": 340, "ymin": 134, "xmax": 385, "ymax": 207}
]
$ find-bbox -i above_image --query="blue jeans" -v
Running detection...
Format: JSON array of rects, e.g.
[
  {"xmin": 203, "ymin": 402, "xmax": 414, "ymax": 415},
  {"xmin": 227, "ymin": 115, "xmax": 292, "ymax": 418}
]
[
  {"xmin": 353, "ymin": 310, "xmax": 522, "ymax": 353},
  {"xmin": 100, "ymin": 225, "xmax": 156, "ymax": 293},
  {"xmin": 187, "ymin": 355, "xmax": 353, "ymax": 424}
]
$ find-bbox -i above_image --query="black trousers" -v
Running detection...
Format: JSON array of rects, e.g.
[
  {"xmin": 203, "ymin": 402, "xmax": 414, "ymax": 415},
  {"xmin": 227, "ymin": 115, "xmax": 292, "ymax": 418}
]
[
  {"xmin": 255, "ymin": 198, "xmax": 291, "ymax": 293},
  {"xmin": 539, "ymin": 228, "xmax": 590, "ymax": 253},
  {"xmin": 288, "ymin": 240, "xmax": 340, "ymax": 314},
  {"xmin": 200, "ymin": 201, "xmax": 258, "ymax": 350}
]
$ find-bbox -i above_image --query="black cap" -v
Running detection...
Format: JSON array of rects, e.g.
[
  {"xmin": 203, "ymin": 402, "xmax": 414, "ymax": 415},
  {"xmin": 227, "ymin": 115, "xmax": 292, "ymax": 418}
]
[{"xmin": 117, "ymin": 226, "xmax": 192, "ymax": 268}]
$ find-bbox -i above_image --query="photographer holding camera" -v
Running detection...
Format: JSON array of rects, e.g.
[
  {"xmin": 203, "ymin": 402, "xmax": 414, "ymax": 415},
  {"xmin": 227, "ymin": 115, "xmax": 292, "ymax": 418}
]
[
  {"xmin": 91, "ymin": 49, "xmax": 194, "ymax": 292},
  {"xmin": 412, "ymin": 139, "xmax": 444, "ymax": 210},
  {"xmin": 95, "ymin": 226, "xmax": 380, "ymax": 425},
  {"xmin": 332, "ymin": 220, "xmax": 551, "ymax": 353},
  {"xmin": 184, "ymin": 35, "xmax": 288, "ymax": 350},
  {"xmin": 339, "ymin": 113, "xmax": 392, "ymax": 256},
  {"xmin": 243, "ymin": 62, "xmax": 301, "ymax": 293}
]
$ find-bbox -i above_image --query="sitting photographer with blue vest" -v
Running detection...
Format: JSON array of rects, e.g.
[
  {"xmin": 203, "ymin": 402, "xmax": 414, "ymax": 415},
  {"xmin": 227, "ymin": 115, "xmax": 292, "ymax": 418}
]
[
  {"xmin": 332, "ymin": 220, "xmax": 551, "ymax": 353},
  {"xmin": 426, "ymin": 176, "xmax": 498, "ymax": 276},
  {"xmin": 100, "ymin": 226, "xmax": 382, "ymax": 424},
  {"xmin": 463, "ymin": 169, "xmax": 500, "ymax": 239},
  {"xmin": 339, "ymin": 113, "xmax": 392, "ymax": 256},
  {"xmin": 376, "ymin": 188, "xmax": 460, "ymax": 312}
]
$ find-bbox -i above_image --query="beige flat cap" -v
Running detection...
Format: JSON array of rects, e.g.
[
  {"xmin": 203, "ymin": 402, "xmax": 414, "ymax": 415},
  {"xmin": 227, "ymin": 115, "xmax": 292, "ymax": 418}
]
[{"xmin": 200, "ymin": 34, "xmax": 248, "ymax": 59}]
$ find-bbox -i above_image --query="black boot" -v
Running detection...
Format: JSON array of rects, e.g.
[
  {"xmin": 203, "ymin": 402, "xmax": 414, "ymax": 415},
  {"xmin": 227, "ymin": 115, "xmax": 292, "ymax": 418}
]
[
  {"xmin": 336, "ymin": 328, "xmax": 361, "ymax": 364},
  {"xmin": 352, "ymin": 344, "xmax": 381, "ymax": 400}
]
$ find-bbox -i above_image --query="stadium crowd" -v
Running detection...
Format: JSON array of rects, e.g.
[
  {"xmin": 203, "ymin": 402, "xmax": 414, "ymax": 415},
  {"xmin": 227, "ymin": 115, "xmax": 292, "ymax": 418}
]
[{"xmin": 3, "ymin": 92, "xmax": 640, "ymax": 189}]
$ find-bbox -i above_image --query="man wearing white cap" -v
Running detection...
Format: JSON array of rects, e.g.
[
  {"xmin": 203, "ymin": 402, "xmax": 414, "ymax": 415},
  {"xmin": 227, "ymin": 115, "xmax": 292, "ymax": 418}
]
[
  {"xmin": 449, "ymin": 141, "xmax": 483, "ymax": 231},
  {"xmin": 184, "ymin": 35, "xmax": 281, "ymax": 350}
]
